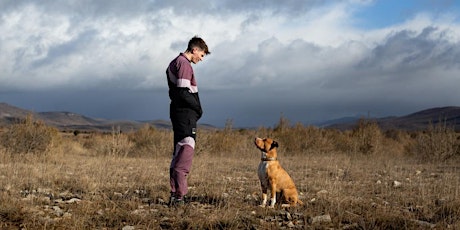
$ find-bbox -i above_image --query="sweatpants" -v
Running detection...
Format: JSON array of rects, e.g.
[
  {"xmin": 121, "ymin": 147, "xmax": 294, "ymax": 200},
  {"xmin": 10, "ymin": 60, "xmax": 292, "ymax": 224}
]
[{"xmin": 169, "ymin": 136, "xmax": 195, "ymax": 199}]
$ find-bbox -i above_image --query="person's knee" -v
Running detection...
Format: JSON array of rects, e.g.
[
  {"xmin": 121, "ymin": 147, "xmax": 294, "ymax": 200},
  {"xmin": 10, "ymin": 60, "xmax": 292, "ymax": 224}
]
[{"xmin": 171, "ymin": 166, "xmax": 189, "ymax": 176}]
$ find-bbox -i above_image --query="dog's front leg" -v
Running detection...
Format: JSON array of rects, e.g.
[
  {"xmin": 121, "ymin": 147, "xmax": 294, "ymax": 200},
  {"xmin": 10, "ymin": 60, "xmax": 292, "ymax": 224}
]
[
  {"xmin": 260, "ymin": 185, "xmax": 268, "ymax": 207},
  {"xmin": 269, "ymin": 183, "xmax": 277, "ymax": 208}
]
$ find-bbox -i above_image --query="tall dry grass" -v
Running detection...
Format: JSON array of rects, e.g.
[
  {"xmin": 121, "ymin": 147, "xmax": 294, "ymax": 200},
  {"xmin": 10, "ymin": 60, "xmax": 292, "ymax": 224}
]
[{"xmin": 0, "ymin": 116, "xmax": 459, "ymax": 229}]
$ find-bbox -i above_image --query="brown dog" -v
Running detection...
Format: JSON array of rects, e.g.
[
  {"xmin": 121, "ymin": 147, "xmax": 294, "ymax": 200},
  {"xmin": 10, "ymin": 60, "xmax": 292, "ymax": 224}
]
[{"xmin": 254, "ymin": 137, "xmax": 303, "ymax": 208}]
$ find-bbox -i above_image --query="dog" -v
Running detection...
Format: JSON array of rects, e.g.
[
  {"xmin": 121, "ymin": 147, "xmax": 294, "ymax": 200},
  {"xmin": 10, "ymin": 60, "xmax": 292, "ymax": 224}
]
[{"xmin": 254, "ymin": 137, "xmax": 303, "ymax": 208}]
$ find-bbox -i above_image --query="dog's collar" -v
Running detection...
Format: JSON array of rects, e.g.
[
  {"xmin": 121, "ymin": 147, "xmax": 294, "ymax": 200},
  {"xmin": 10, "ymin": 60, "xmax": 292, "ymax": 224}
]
[{"xmin": 261, "ymin": 157, "xmax": 277, "ymax": 161}]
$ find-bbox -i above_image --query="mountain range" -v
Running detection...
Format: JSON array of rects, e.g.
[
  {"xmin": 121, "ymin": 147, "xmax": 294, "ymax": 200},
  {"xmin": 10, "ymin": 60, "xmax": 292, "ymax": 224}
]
[
  {"xmin": 1, "ymin": 102, "xmax": 460, "ymax": 132},
  {"xmin": 322, "ymin": 106, "xmax": 460, "ymax": 131},
  {"xmin": 0, "ymin": 102, "xmax": 173, "ymax": 133}
]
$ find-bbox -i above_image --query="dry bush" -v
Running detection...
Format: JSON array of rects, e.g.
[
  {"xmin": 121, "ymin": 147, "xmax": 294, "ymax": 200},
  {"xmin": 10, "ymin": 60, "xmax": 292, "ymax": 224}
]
[
  {"xmin": 383, "ymin": 129, "xmax": 414, "ymax": 155},
  {"xmin": 267, "ymin": 117, "xmax": 384, "ymax": 156},
  {"xmin": 80, "ymin": 127, "xmax": 134, "ymax": 157},
  {"xmin": 349, "ymin": 118, "xmax": 383, "ymax": 154},
  {"xmin": 272, "ymin": 123, "xmax": 337, "ymax": 155},
  {"xmin": 0, "ymin": 196, "xmax": 24, "ymax": 227},
  {"xmin": 198, "ymin": 119, "xmax": 255, "ymax": 157},
  {"xmin": 0, "ymin": 115, "xmax": 60, "ymax": 155},
  {"xmin": 412, "ymin": 121, "xmax": 460, "ymax": 162},
  {"xmin": 127, "ymin": 124, "xmax": 171, "ymax": 157}
]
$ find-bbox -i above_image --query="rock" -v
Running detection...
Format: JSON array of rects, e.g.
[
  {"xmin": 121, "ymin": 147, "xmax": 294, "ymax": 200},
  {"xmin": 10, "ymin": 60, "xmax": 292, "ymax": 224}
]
[
  {"xmin": 52, "ymin": 206, "xmax": 64, "ymax": 217},
  {"xmin": 66, "ymin": 198, "xmax": 81, "ymax": 204},
  {"xmin": 59, "ymin": 191, "xmax": 78, "ymax": 200},
  {"xmin": 316, "ymin": 190, "xmax": 328, "ymax": 195},
  {"xmin": 131, "ymin": 209, "xmax": 146, "ymax": 215},
  {"xmin": 311, "ymin": 214, "xmax": 332, "ymax": 224},
  {"xmin": 114, "ymin": 192, "xmax": 123, "ymax": 198},
  {"xmin": 285, "ymin": 212, "xmax": 292, "ymax": 221},
  {"xmin": 392, "ymin": 181, "xmax": 402, "ymax": 188},
  {"xmin": 122, "ymin": 226, "xmax": 135, "ymax": 230}
]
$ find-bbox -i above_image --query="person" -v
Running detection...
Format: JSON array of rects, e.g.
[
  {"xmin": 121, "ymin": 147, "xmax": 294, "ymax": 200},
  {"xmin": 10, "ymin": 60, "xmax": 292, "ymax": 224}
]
[{"xmin": 166, "ymin": 36, "xmax": 210, "ymax": 206}]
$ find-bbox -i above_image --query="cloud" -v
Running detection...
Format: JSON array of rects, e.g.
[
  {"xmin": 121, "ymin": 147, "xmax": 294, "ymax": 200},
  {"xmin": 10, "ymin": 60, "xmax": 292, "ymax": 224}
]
[
  {"xmin": 1, "ymin": 0, "xmax": 460, "ymax": 127},
  {"xmin": 0, "ymin": 0, "xmax": 367, "ymax": 91}
]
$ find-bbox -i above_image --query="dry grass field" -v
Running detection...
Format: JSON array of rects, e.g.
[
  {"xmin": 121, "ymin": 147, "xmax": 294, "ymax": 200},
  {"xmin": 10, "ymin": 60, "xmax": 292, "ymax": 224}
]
[{"xmin": 1, "ymin": 117, "xmax": 459, "ymax": 229}]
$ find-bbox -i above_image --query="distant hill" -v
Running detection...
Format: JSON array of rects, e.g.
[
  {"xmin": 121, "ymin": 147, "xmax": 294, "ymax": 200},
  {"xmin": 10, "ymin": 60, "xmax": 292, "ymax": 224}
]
[
  {"xmin": 0, "ymin": 103, "xmax": 160, "ymax": 132},
  {"xmin": 0, "ymin": 102, "xmax": 219, "ymax": 133},
  {"xmin": 315, "ymin": 116, "xmax": 365, "ymax": 128},
  {"xmin": 0, "ymin": 102, "xmax": 32, "ymax": 125},
  {"xmin": 326, "ymin": 106, "xmax": 460, "ymax": 131},
  {"xmin": 2, "ymin": 102, "xmax": 460, "ymax": 132}
]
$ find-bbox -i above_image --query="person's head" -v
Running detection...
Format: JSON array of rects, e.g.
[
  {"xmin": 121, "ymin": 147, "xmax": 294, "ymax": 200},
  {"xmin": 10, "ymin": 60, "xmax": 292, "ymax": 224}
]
[{"xmin": 185, "ymin": 36, "xmax": 211, "ymax": 64}]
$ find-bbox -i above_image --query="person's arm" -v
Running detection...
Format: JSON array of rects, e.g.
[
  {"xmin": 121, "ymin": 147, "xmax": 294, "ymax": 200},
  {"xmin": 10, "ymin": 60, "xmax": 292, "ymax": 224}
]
[{"xmin": 170, "ymin": 87, "xmax": 202, "ymax": 117}]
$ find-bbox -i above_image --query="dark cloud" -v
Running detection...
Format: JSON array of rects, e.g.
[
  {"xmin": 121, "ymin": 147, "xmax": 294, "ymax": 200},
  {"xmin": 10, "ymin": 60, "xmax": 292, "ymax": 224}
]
[{"xmin": 360, "ymin": 27, "xmax": 460, "ymax": 71}]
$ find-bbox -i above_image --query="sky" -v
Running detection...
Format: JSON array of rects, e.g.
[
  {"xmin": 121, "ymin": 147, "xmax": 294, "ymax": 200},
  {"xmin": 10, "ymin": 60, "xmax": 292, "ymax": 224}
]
[{"xmin": 1, "ymin": 0, "xmax": 460, "ymax": 128}]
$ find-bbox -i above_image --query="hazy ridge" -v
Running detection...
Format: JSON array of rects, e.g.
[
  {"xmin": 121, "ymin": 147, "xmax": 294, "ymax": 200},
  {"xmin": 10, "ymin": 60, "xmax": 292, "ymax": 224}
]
[{"xmin": 2, "ymin": 102, "xmax": 460, "ymax": 132}]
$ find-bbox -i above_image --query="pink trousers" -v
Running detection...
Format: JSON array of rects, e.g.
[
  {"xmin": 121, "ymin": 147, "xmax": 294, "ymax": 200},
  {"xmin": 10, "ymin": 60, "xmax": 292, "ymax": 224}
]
[{"xmin": 169, "ymin": 137, "xmax": 195, "ymax": 199}]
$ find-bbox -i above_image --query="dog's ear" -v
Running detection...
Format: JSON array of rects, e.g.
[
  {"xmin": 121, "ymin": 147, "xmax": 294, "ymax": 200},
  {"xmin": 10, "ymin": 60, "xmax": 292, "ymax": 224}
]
[{"xmin": 270, "ymin": 141, "xmax": 278, "ymax": 150}]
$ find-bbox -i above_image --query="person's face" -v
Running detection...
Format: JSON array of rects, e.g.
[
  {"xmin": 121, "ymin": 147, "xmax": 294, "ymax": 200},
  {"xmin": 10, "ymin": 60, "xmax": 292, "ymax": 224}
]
[{"xmin": 190, "ymin": 48, "xmax": 206, "ymax": 64}]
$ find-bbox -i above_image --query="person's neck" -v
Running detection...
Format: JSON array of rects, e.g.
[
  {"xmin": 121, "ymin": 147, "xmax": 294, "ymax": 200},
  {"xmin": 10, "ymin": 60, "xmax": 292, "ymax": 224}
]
[{"xmin": 183, "ymin": 51, "xmax": 192, "ymax": 62}]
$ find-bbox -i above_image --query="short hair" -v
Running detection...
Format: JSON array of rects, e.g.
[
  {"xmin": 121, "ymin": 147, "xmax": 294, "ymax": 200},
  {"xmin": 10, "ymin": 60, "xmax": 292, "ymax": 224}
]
[{"xmin": 186, "ymin": 36, "xmax": 211, "ymax": 55}]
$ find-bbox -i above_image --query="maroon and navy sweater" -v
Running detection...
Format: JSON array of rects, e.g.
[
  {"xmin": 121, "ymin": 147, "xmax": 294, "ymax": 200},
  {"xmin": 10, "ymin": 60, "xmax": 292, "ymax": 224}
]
[{"xmin": 166, "ymin": 53, "xmax": 203, "ymax": 141}]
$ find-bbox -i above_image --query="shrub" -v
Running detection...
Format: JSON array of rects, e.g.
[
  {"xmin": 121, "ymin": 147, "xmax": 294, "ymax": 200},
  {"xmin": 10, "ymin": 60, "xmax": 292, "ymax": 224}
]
[
  {"xmin": 0, "ymin": 115, "xmax": 60, "ymax": 155},
  {"xmin": 198, "ymin": 122, "xmax": 253, "ymax": 157},
  {"xmin": 82, "ymin": 127, "xmax": 134, "ymax": 157},
  {"xmin": 412, "ymin": 121, "xmax": 460, "ymax": 162},
  {"xmin": 128, "ymin": 124, "xmax": 171, "ymax": 157},
  {"xmin": 274, "ymin": 123, "xmax": 336, "ymax": 155},
  {"xmin": 349, "ymin": 119, "xmax": 383, "ymax": 155}
]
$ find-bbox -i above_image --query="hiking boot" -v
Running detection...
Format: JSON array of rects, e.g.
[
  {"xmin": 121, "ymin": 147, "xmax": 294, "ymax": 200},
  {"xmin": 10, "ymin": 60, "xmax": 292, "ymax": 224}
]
[
  {"xmin": 173, "ymin": 199, "xmax": 185, "ymax": 206},
  {"xmin": 169, "ymin": 197, "xmax": 185, "ymax": 207}
]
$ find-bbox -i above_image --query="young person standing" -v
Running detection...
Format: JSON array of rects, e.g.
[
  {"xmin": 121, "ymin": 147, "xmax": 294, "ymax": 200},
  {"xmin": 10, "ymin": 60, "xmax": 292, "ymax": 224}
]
[{"xmin": 166, "ymin": 36, "xmax": 210, "ymax": 206}]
